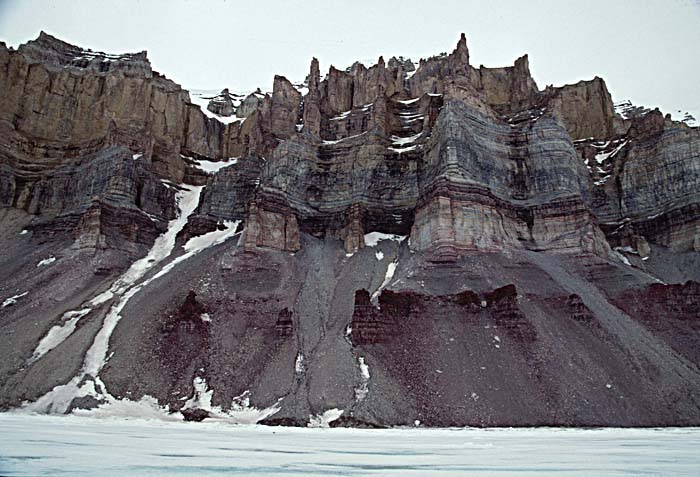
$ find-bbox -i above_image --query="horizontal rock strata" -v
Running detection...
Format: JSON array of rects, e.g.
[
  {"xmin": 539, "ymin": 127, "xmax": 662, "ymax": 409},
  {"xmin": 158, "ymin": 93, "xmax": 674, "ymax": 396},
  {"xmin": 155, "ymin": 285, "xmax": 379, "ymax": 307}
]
[{"xmin": 1, "ymin": 31, "xmax": 699, "ymax": 427}]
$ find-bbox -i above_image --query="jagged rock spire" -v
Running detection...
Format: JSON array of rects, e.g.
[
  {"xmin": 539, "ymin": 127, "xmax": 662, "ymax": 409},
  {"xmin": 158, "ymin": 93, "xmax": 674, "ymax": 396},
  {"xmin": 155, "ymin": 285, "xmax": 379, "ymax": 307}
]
[
  {"xmin": 453, "ymin": 33, "xmax": 470, "ymax": 66},
  {"xmin": 303, "ymin": 57, "xmax": 322, "ymax": 135},
  {"xmin": 308, "ymin": 57, "xmax": 320, "ymax": 91}
]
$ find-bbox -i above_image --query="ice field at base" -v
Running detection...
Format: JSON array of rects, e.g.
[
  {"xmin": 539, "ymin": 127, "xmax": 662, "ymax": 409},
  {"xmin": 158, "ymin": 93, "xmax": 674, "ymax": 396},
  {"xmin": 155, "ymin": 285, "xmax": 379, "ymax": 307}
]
[{"xmin": 1, "ymin": 414, "xmax": 700, "ymax": 476}]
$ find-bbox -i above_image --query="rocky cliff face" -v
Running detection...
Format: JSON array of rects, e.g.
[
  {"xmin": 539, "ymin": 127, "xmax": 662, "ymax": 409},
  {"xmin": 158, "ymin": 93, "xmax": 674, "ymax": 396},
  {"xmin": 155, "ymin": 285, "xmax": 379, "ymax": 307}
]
[{"xmin": 1, "ymin": 32, "xmax": 699, "ymax": 427}]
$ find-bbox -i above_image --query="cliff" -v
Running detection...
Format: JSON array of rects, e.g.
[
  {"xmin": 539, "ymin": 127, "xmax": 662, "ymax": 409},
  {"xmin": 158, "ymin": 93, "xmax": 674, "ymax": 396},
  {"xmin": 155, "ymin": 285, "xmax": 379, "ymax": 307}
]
[{"xmin": 1, "ymin": 32, "xmax": 699, "ymax": 427}]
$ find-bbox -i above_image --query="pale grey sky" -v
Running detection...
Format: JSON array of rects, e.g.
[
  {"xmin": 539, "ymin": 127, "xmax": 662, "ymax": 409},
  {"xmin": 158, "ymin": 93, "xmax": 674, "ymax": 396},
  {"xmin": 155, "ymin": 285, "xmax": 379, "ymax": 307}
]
[{"xmin": 1, "ymin": 0, "xmax": 698, "ymax": 120}]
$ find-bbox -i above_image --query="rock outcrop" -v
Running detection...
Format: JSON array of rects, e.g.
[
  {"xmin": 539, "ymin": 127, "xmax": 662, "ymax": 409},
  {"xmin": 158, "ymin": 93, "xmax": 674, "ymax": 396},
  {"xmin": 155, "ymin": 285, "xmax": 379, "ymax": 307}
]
[
  {"xmin": 1, "ymin": 32, "xmax": 699, "ymax": 427},
  {"xmin": 236, "ymin": 90, "xmax": 264, "ymax": 118},
  {"xmin": 206, "ymin": 88, "xmax": 236, "ymax": 117}
]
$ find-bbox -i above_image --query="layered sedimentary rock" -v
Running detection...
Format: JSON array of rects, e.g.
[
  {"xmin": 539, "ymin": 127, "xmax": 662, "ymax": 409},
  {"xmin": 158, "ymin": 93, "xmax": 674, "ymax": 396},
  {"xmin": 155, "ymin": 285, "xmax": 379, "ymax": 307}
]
[
  {"xmin": 187, "ymin": 30, "xmax": 698, "ymax": 261},
  {"xmin": 0, "ymin": 33, "xmax": 189, "ymax": 179},
  {"xmin": 544, "ymin": 77, "xmax": 617, "ymax": 140},
  {"xmin": 206, "ymin": 88, "xmax": 236, "ymax": 117},
  {"xmin": 1, "ymin": 32, "xmax": 699, "ymax": 427},
  {"xmin": 20, "ymin": 146, "xmax": 177, "ymax": 253},
  {"xmin": 612, "ymin": 281, "xmax": 700, "ymax": 364},
  {"xmin": 236, "ymin": 90, "xmax": 264, "ymax": 119},
  {"xmin": 594, "ymin": 111, "xmax": 700, "ymax": 253}
]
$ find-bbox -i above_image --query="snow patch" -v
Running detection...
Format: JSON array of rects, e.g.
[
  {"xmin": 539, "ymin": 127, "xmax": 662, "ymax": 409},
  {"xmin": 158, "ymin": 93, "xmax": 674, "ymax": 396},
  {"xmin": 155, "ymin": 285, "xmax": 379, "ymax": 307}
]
[
  {"xmin": 29, "ymin": 308, "xmax": 91, "ymax": 363},
  {"xmin": 22, "ymin": 376, "xmax": 83, "ymax": 414},
  {"xmin": 182, "ymin": 378, "xmax": 281, "ymax": 424},
  {"xmin": 188, "ymin": 89, "xmax": 247, "ymax": 125},
  {"xmin": 73, "ymin": 395, "xmax": 180, "ymax": 422},
  {"xmin": 595, "ymin": 140, "xmax": 628, "ymax": 164},
  {"xmin": 85, "ymin": 187, "xmax": 208, "ymax": 374},
  {"xmin": 322, "ymin": 132, "xmax": 367, "ymax": 145},
  {"xmin": 36, "ymin": 256, "xmax": 56, "ymax": 267},
  {"xmin": 388, "ymin": 144, "xmax": 418, "ymax": 154},
  {"xmin": 615, "ymin": 101, "xmax": 636, "ymax": 120},
  {"xmin": 295, "ymin": 353, "xmax": 305, "ymax": 374},
  {"xmin": 184, "ymin": 221, "xmax": 240, "ymax": 253},
  {"xmin": 364, "ymin": 232, "xmax": 407, "ymax": 247},
  {"xmin": 219, "ymin": 392, "xmax": 282, "ymax": 424},
  {"xmin": 85, "ymin": 287, "xmax": 141, "ymax": 376},
  {"xmin": 159, "ymin": 179, "xmax": 178, "ymax": 190},
  {"xmin": 132, "ymin": 153, "xmax": 143, "ymax": 160},
  {"xmin": 353, "ymin": 354, "xmax": 371, "ymax": 402},
  {"xmin": 329, "ymin": 110, "xmax": 352, "ymax": 121},
  {"xmin": 187, "ymin": 155, "xmax": 239, "ymax": 174},
  {"xmin": 613, "ymin": 250, "xmax": 631, "ymax": 266},
  {"xmin": 24, "ymin": 186, "xmax": 206, "ymax": 414},
  {"xmin": 19, "ymin": 229, "xmax": 28, "ymax": 235},
  {"xmin": 2, "ymin": 291, "xmax": 28, "ymax": 308},
  {"xmin": 391, "ymin": 132, "xmax": 422, "ymax": 146},
  {"xmin": 150, "ymin": 220, "xmax": 241, "ymax": 282},
  {"xmin": 200, "ymin": 313, "xmax": 211, "ymax": 323},
  {"xmin": 359, "ymin": 357, "xmax": 370, "ymax": 380},
  {"xmin": 308, "ymin": 408, "xmax": 343, "ymax": 428},
  {"xmin": 183, "ymin": 376, "xmax": 213, "ymax": 411},
  {"xmin": 372, "ymin": 261, "xmax": 398, "ymax": 300},
  {"xmin": 90, "ymin": 186, "xmax": 204, "ymax": 304}
]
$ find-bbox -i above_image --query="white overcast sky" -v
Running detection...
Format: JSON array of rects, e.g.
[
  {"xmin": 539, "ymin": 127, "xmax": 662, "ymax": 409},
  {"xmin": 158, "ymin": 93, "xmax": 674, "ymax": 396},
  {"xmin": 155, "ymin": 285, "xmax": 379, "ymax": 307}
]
[{"xmin": 1, "ymin": 0, "xmax": 698, "ymax": 119}]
